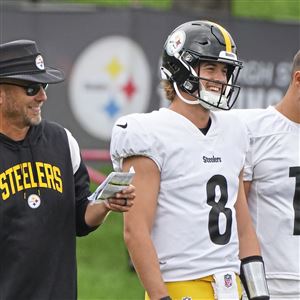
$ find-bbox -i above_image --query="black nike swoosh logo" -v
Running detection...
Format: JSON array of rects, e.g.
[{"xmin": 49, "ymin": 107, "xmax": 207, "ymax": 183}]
[{"xmin": 116, "ymin": 122, "xmax": 128, "ymax": 129}]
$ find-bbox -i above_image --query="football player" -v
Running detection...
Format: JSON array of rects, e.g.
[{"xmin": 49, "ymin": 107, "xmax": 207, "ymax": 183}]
[
  {"xmin": 235, "ymin": 50, "xmax": 300, "ymax": 300},
  {"xmin": 110, "ymin": 20, "xmax": 269, "ymax": 300}
]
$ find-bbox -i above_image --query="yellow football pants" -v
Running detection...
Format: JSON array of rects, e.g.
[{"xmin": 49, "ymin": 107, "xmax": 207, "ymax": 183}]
[{"xmin": 145, "ymin": 275, "xmax": 243, "ymax": 300}]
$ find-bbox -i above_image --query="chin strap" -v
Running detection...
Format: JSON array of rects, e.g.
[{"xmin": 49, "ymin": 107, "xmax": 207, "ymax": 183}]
[
  {"xmin": 173, "ymin": 81, "xmax": 229, "ymax": 110},
  {"xmin": 173, "ymin": 82, "xmax": 201, "ymax": 105},
  {"xmin": 240, "ymin": 256, "xmax": 270, "ymax": 300}
]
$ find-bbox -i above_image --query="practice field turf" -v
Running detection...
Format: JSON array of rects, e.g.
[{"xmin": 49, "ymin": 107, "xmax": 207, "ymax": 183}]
[{"xmin": 77, "ymin": 212, "xmax": 144, "ymax": 299}]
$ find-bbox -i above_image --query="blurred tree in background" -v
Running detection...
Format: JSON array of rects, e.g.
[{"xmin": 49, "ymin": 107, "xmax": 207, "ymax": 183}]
[
  {"xmin": 63, "ymin": 0, "xmax": 172, "ymax": 10},
  {"xmin": 12, "ymin": 0, "xmax": 300, "ymax": 21},
  {"xmin": 232, "ymin": 0, "xmax": 299, "ymax": 22}
]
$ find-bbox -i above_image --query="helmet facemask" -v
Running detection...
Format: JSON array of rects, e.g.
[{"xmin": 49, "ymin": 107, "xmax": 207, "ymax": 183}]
[{"xmin": 168, "ymin": 50, "xmax": 242, "ymax": 110}]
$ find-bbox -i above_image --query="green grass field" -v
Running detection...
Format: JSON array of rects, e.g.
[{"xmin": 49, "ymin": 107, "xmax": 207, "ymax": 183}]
[{"xmin": 77, "ymin": 213, "xmax": 144, "ymax": 299}]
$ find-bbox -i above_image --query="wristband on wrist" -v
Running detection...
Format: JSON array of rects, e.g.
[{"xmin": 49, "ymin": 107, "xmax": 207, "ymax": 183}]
[
  {"xmin": 159, "ymin": 297, "xmax": 172, "ymax": 300},
  {"xmin": 240, "ymin": 255, "xmax": 270, "ymax": 300}
]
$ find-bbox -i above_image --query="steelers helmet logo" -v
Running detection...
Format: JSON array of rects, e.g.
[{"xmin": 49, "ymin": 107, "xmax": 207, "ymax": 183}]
[
  {"xmin": 27, "ymin": 194, "xmax": 41, "ymax": 209},
  {"xmin": 35, "ymin": 55, "xmax": 45, "ymax": 70},
  {"xmin": 166, "ymin": 30, "xmax": 186, "ymax": 56}
]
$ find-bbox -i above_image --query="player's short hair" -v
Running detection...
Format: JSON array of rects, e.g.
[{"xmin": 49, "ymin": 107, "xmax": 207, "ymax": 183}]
[{"xmin": 292, "ymin": 49, "xmax": 300, "ymax": 75}]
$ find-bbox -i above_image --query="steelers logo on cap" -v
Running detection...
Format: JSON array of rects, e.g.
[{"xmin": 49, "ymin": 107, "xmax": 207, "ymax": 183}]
[
  {"xmin": 35, "ymin": 55, "xmax": 45, "ymax": 70},
  {"xmin": 27, "ymin": 194, "xmax": 41, "ymax": 209}
]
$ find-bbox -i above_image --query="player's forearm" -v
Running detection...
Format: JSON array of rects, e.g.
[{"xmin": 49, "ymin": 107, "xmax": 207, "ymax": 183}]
[
  {"xmin": 237, "ymin": 195, "xmax": 261, "ymax": 258},
  {"xmin": 239, "ymin": 223, "xmax": 261, "ymax": 259},
  {"xmin": 237, "ymin": 172, "xmax": 261, "ymax": 258},
  {"xmin": 243, "ymin": 181, "xmax": 252, "ymax": 200},
  {"xmin": 125, "ymin": 232, "xmax": 168, "ymax": 299}
]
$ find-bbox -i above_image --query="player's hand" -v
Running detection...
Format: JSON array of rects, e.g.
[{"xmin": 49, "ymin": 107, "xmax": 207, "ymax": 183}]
[{"xmin": 103, "ymin": 184, "xmax": 135, "ymax": 212}]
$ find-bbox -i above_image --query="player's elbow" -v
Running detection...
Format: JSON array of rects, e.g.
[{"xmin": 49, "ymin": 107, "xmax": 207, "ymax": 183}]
[
  {"xmin": 124, "ymin": 222, "xmax": 137, "ymax": 247},
  {"xmin": 124, "ymin": 220, "xmax": 149, "ymax": 248}
]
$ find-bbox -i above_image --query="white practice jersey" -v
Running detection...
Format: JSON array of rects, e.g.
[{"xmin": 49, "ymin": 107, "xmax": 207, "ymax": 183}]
[
  {"xmin": 111, "ymin": 108, "xmax": 248, "ymax": 282},
  {"xmin": 235, "ymin": 106, "xmax": 300, "ymax": 296}
]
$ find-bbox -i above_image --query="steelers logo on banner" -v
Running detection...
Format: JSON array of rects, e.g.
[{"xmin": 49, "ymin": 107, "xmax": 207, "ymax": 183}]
[{"xmin": 68, "ymin": 36, "xmax": 151, "ymax": 140}]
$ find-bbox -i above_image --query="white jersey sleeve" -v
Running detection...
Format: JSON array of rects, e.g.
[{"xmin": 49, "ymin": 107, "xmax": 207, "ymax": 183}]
[
  {"xmin": 110, "ymin": 113, "xmax": 162, "ymax": 172},
  {"xmin": 64, "ymin": 128, "xmax": 81, "ymax": 174},
  {"xmin": 234, "ymin": 107, "xmax": 300, "ymax": 296},
  {"xmin": 231, "ymin": 108, "xmax": 265, "ymax": 182}
]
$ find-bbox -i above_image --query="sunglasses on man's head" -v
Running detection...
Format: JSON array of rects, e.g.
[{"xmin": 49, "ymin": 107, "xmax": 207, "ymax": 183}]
[{"xmin": 0, "ymin": 81, "xmax": 48, "ymax": 96}]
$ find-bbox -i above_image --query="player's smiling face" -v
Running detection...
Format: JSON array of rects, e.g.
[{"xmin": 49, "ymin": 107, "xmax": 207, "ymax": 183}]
[{"xmin": 197, "ymin": 62, "xmax": 228, "ymax": 94}]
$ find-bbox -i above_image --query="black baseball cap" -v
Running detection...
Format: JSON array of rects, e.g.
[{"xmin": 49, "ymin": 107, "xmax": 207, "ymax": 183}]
[{"xmin": 0, "ymin": 39, "xmax": 64, "ymax": 84}]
